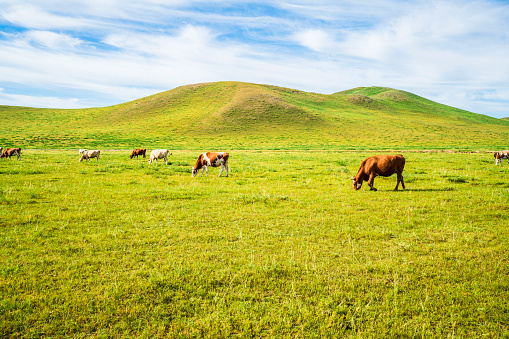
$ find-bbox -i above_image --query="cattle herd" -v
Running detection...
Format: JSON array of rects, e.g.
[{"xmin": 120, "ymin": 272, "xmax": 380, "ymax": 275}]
[
  {"xmin": 76, "ymin": 148, "xmax": 228, "ymax": 177},
  {"xmin": 1, "ymin": 146, "xmax": 508, "ymax": 185}
]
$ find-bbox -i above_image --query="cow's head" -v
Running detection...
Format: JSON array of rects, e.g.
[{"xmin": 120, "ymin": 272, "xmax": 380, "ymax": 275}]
[
  {"xmin": 351, "ymin": 177, "xmax": 362, "ymax": 191},
  {"xmin": 191, "ymin": 167, "xmax": 198, "ymax": 177}
]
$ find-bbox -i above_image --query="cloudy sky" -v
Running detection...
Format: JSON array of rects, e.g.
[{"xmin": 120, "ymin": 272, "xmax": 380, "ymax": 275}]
[{"xmin": 0, "ymin": 0, "xmax": 508, "ymax": 118}]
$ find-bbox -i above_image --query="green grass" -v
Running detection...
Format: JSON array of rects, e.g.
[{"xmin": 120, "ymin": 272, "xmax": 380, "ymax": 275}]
[
  {"xmin": 1, "ymin": 82, "xmax": 509, "ymax": 150},
  {"xmin": 1, "ymin": 150, "xmax": 508, "ymax": 337}
]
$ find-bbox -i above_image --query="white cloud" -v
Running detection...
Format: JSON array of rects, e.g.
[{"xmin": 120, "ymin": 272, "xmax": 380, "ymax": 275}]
[
  {"xmin": 293, "ymin": 29, "xmax": 335, "ymax": 53},
  {"xmin": 24, "ymin": 30, "xmax": 83, "ymax": 50},
  {"xmin": 103, "ymin": 25, "xmax": 219, "ymax": 58},
  {"xmin": 0, "ymin": 88, "xmax": 82, "ymax": 108},
  {"xmin": 1, "ymin": 5, "xmax": 90, "ymax": 29},
  {"xmin": 0, "ymin": 0, "xmax": 508, "ymax": 117}
]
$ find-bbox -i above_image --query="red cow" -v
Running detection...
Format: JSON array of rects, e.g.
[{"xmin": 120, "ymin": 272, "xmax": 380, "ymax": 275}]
[
  {"xmin": 1, "ymin": 148, "xmax": 21, "ymax": 160},
  {"xmin": 352, "ymin": 155, "xmax": 405, "ymax": 191},
  {"xmin": 130, "ymin": 149, "xmax": 146, "ymax": 159}
]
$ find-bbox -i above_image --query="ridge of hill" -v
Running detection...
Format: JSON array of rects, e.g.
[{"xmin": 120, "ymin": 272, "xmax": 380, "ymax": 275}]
[{"xmin": 1, "ymin": 81, "xmax": 508, "ymax": 150}]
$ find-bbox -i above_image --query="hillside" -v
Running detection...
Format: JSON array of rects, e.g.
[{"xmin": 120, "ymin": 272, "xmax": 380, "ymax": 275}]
[{"xmin": 1, "ymin": 81, "xmax": 508, "ymax": 150}]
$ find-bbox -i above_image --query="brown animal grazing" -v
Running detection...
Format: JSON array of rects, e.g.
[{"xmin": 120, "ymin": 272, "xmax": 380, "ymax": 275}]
[
  {"xmin": 1, "ymin": 148, "xmax": 21, "ymax": 160},
  {"xmin": 130, "ymin": 149, "xmax": 146, "ymax": 159},
  {"xmin": 352, "ymin": 155, "xmax": 405, "ymax": 191},
  {"xmin": 192, "ymin": 152, "xmax": 229, "ymax": 177},
  {"xmin": 494, "ymin": 150, "xmax": 509, "ymax": 165}
]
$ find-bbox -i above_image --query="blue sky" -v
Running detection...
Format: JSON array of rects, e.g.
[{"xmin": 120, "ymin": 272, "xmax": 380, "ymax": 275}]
[{"xmin": 1, "ymin": 0, "xmax": 508, "ymax": 118}]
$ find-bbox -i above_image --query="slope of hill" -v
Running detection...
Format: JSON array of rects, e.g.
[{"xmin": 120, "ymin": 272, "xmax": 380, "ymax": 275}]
[{"xmin": 1, "ymin": 82, "xmax": 508, "ymax": 150}]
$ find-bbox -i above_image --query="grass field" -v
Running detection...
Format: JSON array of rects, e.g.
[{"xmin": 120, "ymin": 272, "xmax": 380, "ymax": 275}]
[{"xmin": 1, "ymin": 150, "xmax": 508, "ymax": 338}]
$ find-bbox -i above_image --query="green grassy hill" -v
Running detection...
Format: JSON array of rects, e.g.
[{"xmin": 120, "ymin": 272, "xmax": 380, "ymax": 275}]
[{"xmin": 1, "ymin": 81, "xmax": 508, "ymax": 150}]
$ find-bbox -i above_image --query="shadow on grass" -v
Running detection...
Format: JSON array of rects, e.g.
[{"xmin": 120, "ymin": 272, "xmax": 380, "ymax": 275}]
[{"xmin": 395, "ymin": 188, "xmax": 455, "ymax": 192}]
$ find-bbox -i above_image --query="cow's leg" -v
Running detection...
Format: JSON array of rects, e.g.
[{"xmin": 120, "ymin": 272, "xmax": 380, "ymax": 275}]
[
  {"xmin": 395, "ymin": 172, "xmax": 405, "ymax": 190},
  {"xmin": 16, "ymin": 152, "xmax": 20, "ymax": 160},
  {"xmin": 218, "ymin": 164, "xmax": 224, "ymax": 177},
  {"xmin": 205, "ymin": 166, "xmax": 209, "ymax": 177},
  {"xmin": 200, "ymin": 167, "xmax": 205, "ymax": 177},
  {"xmin": 164, "ymin": 156, "xmax": 168, "ymax": 165},
  {"xmin": 367, "ymin": 174, "xmax": 377, "ymax": 191},
  {"xmin": 400, "ymin": 173, "xmax": 406, "ymax": 190},
  {"xmin": 225, "ymin": 164, "xmax": 229, "ymax": 177}
]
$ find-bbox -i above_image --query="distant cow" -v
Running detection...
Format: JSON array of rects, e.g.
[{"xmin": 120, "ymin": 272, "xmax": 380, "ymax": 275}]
[
  {"xmin": 1, "ymin": 148, "xmax": 21, "ymax": 160},
  {"xmin": 79, "ymin": 149, "xmax": 87, "ymax": 154},
  {"xmin": 494, "ymin": 150, "xmax": 509, "ymax": 165},
  {"xmin": 79, "ymin": 150, "xmax": 100, "ymax": 162},
  {"xmin": 352, "ymin": 154, "xmax": 405, "ymax": 191},
  {"xmin": 148, "ymin": 149, "xmax": 171, "ymax": 164},
  {"xmin": 192, "ymin": 152, "xmax": 229, "ymax": 177},
  {"xmin": 130, "ymin": 149, "xmax": 147, "ymax": 159}
]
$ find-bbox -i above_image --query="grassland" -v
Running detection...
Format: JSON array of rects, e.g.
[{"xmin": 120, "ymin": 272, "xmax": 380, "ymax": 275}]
[
  {"xmin": 1, "ymin": 82, "xmax": 509, "ymax": 150},
  {"xmin": 1, "ymin": 150, "xmax": 508, "ymax": 338}
]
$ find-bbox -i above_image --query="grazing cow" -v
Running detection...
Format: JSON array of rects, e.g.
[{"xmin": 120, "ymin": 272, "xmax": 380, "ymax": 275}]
[
  {"xmin": 79, "ymin": 150, "xmax": 100, "ymax": 162},
  {"xmin": 352, "ymin": 154, "xmax": 405, "ymax": 191},
  {"xmin": 1, "ymin": 148, "xmax": 21, "ymax": 160},
  {"xmin": 494, "ymin": 150, "xmax": 509, "ymax": 165},
  {"xmin": 79, "ymin": 149, "xmax": 87, "ymax": 154},
  {"xmin": 130, "ymin": 148, "xmax": 147, "ymax": 159},
  {"xmin": 192, "ymin": 152, "xmax": 229, "ymax": 177},
  {"xmin": 148, "ymin": 149, "xmax": 171, "ymax": 164}
]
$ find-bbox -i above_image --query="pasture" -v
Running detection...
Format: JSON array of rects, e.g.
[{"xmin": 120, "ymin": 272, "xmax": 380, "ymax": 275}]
[{"xmin": 1, "ymin": 150, "xmax": 508, "ymax": 338}]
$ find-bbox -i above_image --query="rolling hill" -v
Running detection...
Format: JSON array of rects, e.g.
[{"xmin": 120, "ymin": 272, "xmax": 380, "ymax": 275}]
[{"xmin": 1, "ymin": 81, "xmax": 508, "ymax": 150}]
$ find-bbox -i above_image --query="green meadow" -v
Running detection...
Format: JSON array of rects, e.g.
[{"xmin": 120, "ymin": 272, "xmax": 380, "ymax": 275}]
[{"xmin": 1, "ymin": 150, "xmax": 508, "ymax": 338}]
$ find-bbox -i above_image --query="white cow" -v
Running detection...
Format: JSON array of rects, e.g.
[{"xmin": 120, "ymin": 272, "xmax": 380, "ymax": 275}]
[
  {"xmin": 79, "ymin": 150, "xmax": 100, "ymax": 162},
  {"xmin": 192, "ymin": 152, "xmax": 229, "ymax": 177},
  {"xmin": 148, "ymin": 149, "xmax": 171, "ymax": 164}
]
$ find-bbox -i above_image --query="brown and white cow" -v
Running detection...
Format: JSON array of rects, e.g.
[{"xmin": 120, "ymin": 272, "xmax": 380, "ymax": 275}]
[
  {"xmin": 352, "ymin": 154, "xmax": 405, "ymax": 191},
  {"xmin": 130, "ymin": 148, "xmax": 146, "ymax": 159},
  {"xmin": 148, "ymin": 149, "xmax": 171, "ymax": 164},
  {"xmin": 79, "ymin": 150, "xmax": 100, "ymax": 162},
  {"xmin": 1, "ymin": 148, "xmax": 21, "ymax": 160},
  {"xmin": 192, "ymin": 152, "xmax": 229, "ymax": 177},
  {"xmin": 494, "ymin": 150, "xmax": 509, "ymax": 165}
]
